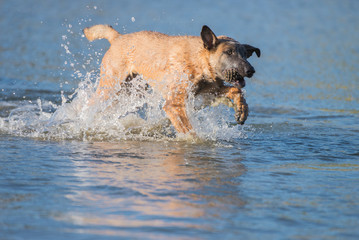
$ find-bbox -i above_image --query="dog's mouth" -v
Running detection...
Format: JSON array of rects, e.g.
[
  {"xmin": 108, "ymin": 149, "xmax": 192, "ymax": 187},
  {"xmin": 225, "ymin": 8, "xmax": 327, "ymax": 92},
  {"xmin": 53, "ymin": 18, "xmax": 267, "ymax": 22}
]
[{"xmin": 223, "ymin": 69, "xmax": 246, "ymax": 88}]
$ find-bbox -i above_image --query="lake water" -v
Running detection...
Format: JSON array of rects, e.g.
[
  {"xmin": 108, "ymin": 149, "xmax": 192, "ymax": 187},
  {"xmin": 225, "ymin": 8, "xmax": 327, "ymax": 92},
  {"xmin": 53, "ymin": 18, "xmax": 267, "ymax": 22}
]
[{"xmin": 1, "ymin": 0, "xmax": 359, "ymax": 239}]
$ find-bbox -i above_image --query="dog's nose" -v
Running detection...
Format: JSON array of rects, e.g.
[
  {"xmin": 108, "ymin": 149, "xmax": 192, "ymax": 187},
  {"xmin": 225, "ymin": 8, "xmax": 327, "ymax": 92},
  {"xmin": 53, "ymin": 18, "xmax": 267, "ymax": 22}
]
[{"xmin": 246, "ymin": 68, "xmax": 255, "ymax": 78}]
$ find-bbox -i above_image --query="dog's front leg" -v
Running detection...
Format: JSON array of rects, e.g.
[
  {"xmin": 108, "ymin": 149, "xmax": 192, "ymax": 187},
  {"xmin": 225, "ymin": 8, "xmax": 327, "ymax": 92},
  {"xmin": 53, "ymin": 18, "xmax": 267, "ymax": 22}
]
[
  {"xmin": 163, "ymin": 86, "xmax": 193, "ymax": 134},
  {"xmin": 218, "ymin": 87, "xmax": 248, "ymax": 125}
]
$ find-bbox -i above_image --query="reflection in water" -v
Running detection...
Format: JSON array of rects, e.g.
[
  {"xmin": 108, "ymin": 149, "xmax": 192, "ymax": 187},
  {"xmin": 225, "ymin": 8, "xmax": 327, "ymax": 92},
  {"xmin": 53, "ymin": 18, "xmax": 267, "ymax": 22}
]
[
  {"xmin": 56, "ymin": 141, "xmax": 246, "ymax": 236},
  {"xmin": 1, "ymin": 0, "xmax": 359, "ymax": 239}
]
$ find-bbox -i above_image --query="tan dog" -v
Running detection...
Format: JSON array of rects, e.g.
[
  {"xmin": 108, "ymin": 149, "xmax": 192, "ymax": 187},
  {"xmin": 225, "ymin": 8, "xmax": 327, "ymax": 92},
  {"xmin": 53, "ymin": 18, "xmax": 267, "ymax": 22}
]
[{"xmin": 84, "ymin": 25, "xmax": 260, "ymax": 134}]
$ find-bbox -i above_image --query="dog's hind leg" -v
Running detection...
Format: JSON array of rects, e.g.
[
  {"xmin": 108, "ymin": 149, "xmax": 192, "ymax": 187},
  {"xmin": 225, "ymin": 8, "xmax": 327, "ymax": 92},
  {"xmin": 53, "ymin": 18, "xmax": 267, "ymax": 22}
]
[{"xmin": 95, "ymin": 55, "xmax": 128, "ymax": 99}]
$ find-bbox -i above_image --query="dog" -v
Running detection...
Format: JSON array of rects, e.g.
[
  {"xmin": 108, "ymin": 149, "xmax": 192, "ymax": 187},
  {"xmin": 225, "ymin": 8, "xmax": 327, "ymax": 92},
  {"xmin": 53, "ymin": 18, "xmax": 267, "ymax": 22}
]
[{"xmin": 83, "ymin": 25, "xmax": 260, "ymax": 134}]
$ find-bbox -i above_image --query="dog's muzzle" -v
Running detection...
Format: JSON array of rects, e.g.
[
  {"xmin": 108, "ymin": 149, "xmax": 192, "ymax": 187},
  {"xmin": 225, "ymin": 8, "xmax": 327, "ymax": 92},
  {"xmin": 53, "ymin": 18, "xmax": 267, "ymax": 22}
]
[{"xmin": 223, "ymin": 68, "xmax": 246, "ymax": 88}]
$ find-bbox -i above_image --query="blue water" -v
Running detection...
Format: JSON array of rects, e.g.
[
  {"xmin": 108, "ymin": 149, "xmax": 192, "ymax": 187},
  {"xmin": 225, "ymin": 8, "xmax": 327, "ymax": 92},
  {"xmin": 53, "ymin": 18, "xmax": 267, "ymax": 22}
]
[{"xmin": 1, "ymin": 0, "xmax": 359, "ymax": 239}]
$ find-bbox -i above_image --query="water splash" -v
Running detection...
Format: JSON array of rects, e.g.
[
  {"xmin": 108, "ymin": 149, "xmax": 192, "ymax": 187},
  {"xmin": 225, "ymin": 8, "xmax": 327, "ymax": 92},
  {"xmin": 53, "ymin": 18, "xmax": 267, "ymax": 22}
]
[
  {"xmin": 0, "ymin": 73, "xmax": 249, "ymax": 142},
  {"xmin": 0, "ymin": 20, "xmax": 250, "ymax": 143}
]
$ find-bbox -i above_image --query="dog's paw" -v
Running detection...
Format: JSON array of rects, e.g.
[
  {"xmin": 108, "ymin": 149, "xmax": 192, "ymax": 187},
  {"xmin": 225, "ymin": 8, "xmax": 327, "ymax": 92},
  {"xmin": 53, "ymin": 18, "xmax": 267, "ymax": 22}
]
[{"xmin": 235, "ymin": 101, "xmax": 248, "ymax": 125}]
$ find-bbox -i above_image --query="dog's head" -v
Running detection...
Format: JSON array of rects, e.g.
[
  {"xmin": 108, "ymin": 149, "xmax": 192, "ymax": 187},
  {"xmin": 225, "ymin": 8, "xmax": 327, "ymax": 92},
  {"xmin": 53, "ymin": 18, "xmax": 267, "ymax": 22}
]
[{"xmin": 201, "ymin": 25, "xmax": 260, "ymax": 88}]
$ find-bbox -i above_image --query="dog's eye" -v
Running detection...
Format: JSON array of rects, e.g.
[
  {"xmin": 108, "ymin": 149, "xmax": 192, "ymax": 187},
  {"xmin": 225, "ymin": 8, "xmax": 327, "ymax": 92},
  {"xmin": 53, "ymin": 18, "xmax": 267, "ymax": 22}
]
[{"xmin": 226, "ymin": 49, "xmax": 234, "ymax": 55}]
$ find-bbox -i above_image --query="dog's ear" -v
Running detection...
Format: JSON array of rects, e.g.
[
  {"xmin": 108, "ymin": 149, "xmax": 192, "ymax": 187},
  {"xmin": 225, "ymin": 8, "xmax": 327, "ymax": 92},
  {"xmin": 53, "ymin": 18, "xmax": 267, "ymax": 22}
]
[
  {"xmin": 243, "ymin": 44, "xmax": 261, "ymax": 58},
  {"xmin": 201, "ymin": 25, "xmax": 218, "ymax": 50}
]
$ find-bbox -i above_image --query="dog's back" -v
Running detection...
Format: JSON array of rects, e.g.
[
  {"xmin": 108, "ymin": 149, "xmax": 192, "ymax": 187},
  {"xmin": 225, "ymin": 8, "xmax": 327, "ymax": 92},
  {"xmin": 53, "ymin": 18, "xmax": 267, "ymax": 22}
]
[
  {"xmin": 83, "ymin": 25, "xmax": 257, "ymax": 133},
  {"xmin": 84, "ymin": 25, "xmax": 207, "ymax": 86}
]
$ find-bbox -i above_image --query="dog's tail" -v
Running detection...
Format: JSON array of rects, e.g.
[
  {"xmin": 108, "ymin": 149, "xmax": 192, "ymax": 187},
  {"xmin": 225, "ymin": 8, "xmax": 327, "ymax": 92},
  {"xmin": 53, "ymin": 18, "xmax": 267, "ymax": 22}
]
[{"xmin": 83, "ymin": 24, "xmax": 120, "ymax": 44}]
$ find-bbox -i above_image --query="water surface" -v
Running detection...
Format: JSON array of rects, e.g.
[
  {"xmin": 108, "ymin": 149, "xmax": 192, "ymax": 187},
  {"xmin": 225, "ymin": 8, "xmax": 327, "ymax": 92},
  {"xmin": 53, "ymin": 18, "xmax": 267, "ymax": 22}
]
[{"xmin": 1, "ymin": 0, "xmax": 359, "ymax": 239}]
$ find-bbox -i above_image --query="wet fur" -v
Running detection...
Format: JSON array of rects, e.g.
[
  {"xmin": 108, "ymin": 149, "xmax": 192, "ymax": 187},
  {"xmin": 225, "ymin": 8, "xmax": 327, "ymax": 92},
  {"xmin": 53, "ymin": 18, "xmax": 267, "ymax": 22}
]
[{"xmin": 84, "ymin": 25, "xmax": 260, "ymax": 134}]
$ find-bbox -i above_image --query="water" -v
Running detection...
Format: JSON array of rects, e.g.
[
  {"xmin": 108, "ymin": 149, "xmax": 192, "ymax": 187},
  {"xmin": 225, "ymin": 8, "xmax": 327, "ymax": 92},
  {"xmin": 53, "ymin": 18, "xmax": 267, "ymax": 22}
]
[{"xmin": 1, "ymin": 0, "xmax": 359, "ymax": 239}]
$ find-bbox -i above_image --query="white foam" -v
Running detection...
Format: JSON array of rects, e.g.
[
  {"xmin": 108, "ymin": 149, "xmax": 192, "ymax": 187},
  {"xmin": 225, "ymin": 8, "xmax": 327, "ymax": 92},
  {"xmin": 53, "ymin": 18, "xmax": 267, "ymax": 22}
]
[
  {"xmin": 0, "ymin": 74, "xmax": 249, "ymax": 142},
  {"xmin": 0, "ymin": 21, "xmax": 250, "ymax": 143}
]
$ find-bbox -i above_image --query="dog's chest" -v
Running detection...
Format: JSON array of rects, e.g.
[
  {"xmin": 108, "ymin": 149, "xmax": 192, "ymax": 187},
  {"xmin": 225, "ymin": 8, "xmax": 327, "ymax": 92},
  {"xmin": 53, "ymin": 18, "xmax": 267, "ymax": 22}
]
[{"xmin": 193, "ymin": 78, "xmax": 223, "ymax": 95}]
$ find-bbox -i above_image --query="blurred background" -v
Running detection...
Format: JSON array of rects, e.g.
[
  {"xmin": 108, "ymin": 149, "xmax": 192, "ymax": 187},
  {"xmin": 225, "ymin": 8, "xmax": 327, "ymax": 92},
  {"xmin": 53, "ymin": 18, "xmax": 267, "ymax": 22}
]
[
  {"xmin": 1, "ymin": 1, "xmax": 359, "ymax": 239},
  {"xmin": 1, "ymin": 0, "xmax": 358, "ymax": 115}
]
